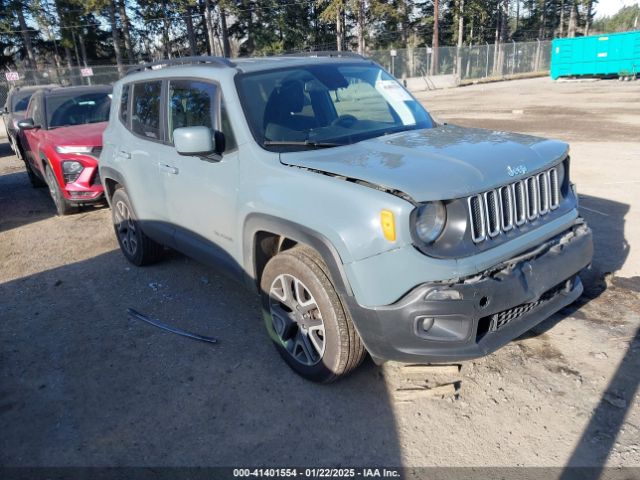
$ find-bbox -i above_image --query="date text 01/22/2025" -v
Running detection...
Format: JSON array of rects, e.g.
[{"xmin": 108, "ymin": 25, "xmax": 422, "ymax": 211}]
[{"xmin": 232, "ymin": 468, "xmax": 401, "ymax": 478}]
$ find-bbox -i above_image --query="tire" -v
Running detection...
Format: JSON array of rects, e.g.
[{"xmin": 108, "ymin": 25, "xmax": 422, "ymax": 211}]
[
  {"xmin": 44, "ymin": 164, "xmax": 76, "ymax": 215},
  {"xmin": 260, "ymin": 245, "xmax": 366, "ymax": 383},
  {"xmin": 111, "ymin": 188, "xmax": 163, "ymax": 266},
  {"xmin": 25, "ymin": 160, "xmax": 46, "ymax": 188}
]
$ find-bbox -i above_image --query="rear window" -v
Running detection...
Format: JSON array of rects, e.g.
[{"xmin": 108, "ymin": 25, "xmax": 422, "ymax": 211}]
[
  {"xmin": 46, "ymin": 91, "xmax": 112, "ymax": 129},
  {"xmin": 131, "ymin": 81, "xmax": 162, "ymax": 140}
]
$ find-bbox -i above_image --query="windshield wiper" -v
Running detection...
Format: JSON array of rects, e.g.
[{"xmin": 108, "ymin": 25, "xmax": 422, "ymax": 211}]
[{"xmin": 263, "ymin": 140, "xmax": 342, "ymax": 149}]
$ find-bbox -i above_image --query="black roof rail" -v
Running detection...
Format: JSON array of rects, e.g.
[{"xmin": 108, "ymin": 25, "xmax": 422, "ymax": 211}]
[
  {"xmin": 282, "ymin": 51, "xmax": 366, "ymax": 59},
  {"xmin": 126, "ymin": 56, "xmax": 235, "ymax": 75}
]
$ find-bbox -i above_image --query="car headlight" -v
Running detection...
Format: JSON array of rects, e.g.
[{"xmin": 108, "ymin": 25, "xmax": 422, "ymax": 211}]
[
  {"xmin": 56, "ymin": 145, "xmax": 93, "ymax": 154},
  {"xmin": 414, "ymin": 201, "xmax": 446, "ymax": 244},
  {"xmin": 62, "ymin": 161, "xmax": 84, "ymax": 174}
]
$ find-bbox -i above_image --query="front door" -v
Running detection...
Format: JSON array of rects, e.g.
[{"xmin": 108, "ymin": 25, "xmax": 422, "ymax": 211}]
[{"xmin": 162, "ymin": 78, "xmax": 241, "ymax": 274}]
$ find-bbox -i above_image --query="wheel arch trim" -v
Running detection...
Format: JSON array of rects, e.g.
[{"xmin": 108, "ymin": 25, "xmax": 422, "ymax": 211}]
[{"xmin": 243, "ymin": 214, "xmax": 353, "ymax": 298}]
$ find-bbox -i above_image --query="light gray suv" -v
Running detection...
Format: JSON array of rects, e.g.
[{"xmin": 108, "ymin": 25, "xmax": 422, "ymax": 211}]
[{"xmin": 100, "ymin": 54, "xmax": 593, "ymax": 382}]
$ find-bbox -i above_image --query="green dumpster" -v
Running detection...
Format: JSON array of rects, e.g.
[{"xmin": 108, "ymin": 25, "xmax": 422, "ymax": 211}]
[{"xmin": 550, "ymin": 30, "xmax": 640, "ymax": 79}]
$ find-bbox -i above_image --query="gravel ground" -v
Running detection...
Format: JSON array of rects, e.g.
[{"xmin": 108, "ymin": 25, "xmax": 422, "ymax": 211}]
[{"xmin": 0, "ymin": 77, "xmax": 639, "ymax": 470}]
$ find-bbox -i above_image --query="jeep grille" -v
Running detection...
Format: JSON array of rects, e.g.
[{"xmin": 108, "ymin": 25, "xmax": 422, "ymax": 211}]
[{"xmin": 468, "ymin": 167, "xmax": 561, "ymax": 243}]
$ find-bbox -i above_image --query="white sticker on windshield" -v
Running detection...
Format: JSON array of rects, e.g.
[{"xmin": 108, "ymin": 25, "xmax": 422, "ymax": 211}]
[{"xmin": 376, "ymin": 80, "xmax": 413, "ymax": 102}]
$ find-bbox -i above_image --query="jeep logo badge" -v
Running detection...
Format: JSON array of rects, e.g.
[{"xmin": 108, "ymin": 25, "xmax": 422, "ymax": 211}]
[{"xmin": 507, "ymin": 165, "xmax": 527, "ymax": 177}]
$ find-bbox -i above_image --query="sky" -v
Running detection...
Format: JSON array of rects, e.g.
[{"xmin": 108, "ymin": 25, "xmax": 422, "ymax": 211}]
[{"xmin": 594, "ymin": 0, "xmax": 639, "ymax": 18}]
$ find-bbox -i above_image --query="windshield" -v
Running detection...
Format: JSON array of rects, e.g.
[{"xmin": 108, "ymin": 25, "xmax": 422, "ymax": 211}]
[
  {"xmin": 46, "ymin": 91, "xmax": 112, "ymax": 129},
  {"xmin": 12, "ymin": 92, "xmax": 33, "ymax": 113},
  {"xmin": 237, "ymin": 63, "xmax": 433, "ymax": 150}
]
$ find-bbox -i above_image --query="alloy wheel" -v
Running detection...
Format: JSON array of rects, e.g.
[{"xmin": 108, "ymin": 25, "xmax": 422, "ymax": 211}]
[
  {"xmin": 269, "ymin": 273, "xmax": 326, "ymax": 366},
  {"xmin": 114, "ymin": 200, "xmax": 138, "ymax": 256}
]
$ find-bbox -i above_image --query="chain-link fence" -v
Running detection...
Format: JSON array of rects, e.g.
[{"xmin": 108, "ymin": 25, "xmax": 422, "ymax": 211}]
[
  {"xmin": 369, "ymin": 40, "xmax": 552, "ymax": 83},
  {"xmin": 1, "ymin": 40, "xmax": 552, "ymax": 108}
]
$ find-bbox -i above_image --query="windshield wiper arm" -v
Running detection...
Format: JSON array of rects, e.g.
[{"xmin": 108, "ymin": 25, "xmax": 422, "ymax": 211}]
[{"xmin": 263, "ymin": 140, "xmax": 341, "ymax": 148}]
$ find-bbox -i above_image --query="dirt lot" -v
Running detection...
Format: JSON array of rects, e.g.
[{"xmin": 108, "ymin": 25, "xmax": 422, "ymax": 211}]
[{"xmin": 1, "ymin": 77, "xmax": 639, "ymax": 471}]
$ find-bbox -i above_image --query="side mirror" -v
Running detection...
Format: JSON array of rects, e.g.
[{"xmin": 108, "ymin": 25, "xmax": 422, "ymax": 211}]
[
  {"xmin": 17, "ymin": 118, "xmax": 39, "ymax": 130},
  {"xmin": 173, "ymin": 126, "xmax": 224, "ymax": 157}
]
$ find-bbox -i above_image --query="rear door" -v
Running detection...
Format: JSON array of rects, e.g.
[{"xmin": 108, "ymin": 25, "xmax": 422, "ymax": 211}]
[
  {"xmin": 161, "ymin": 77, "xmax": 241, "ymax": 273},
  {"xmin": 118, "ymin": 80, "xmax": 175, "ymax": 245}
]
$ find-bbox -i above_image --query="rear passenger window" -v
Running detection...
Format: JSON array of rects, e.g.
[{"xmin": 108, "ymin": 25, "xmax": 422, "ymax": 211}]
[
  {"xmin": 119, "ymin": 84, "xmax": 130, "ymax": 126},
  {"xmin": 167, "ymin": 79, "xmax": 217, "ymax": 143},
  {"xmin": 132, "ymin": 81, "xmax": 162, "ymax": 140}
]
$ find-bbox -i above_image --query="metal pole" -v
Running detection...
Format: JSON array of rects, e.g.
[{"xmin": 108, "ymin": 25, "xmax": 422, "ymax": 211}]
[
  {"xmin": 512, "ymin": 40, "xmax": 516, "ymax": 76},
  {"xmin": 485, "ymin": 42, "xmax": 489, "ymax": 78}
]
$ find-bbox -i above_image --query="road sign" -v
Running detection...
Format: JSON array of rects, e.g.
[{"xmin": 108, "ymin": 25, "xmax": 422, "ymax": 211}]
[
  {"xmin": 390, "ymin": 49, "xmax": 397, "ymax": 57},
  {"xmin": 80, "ymin": 67, "xmax": 94, "ymax": 77},
  {"xmin": 5, "ymin": 71, "xmax": 20, "ymax": 82}
]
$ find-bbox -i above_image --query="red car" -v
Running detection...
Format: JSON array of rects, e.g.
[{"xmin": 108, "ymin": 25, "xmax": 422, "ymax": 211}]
[{"xmin": 17, "ymin": 85, "xmax": 112, "ymax": 215}]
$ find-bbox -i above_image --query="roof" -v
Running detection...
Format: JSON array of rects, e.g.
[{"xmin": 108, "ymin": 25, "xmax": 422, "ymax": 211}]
[
  {"xmin": 44, "ymin": 84, "xmax": 112, "ymax": 97},
  {"xmin": 9, "ymin": 84, "xmax": 59, "ymax": 95},
  {"xmin": 124, "ymin": 52, "xmax": 371, "ymax": 77}
]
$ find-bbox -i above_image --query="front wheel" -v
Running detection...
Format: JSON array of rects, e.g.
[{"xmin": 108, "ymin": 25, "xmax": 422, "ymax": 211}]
[
  {"xmin": 260, "ymin": 246, "xmax": 366, "ymax": 382},
  {"xmin": 45, "ymin": 165, "xmax": 76, "ymax": 215},
  {"xmin": 111, "ymin": 188, "xmax": 163, "ymax": 266}
]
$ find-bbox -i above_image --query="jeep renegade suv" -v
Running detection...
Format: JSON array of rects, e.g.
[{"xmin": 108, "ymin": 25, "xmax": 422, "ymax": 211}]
[{"xmin": 100, "ymin": 55, "xmax": 593, "ymax": 382}]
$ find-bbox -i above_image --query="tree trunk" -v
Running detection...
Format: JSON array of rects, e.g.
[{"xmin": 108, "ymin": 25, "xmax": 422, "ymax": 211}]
[
  {"xmin": 198, "ymin": 0, "xmax": 212, "ymax": 55},
  {"xmin": 559, "ymin": 0, "xmax": 565, "ymax": 37},
  {"xmin": 538, "ymin": 0, "xmax": 545, "ymax": 39},
  {"xmin": 118, "ymin": 0, "xmax": 135, "ymax": 64},
  {"xmin": 185, "ymin": 6, "xmax": 198, "ymax": 56},
  {"xmin": 161, "ymin": 0, "xmax": 170, "ymax": 58},
  {"xmin": 72, "ymin": 30, "xmax": 82, "ymax": 67},
  {"xmin": 584, "ymin": 0, "xmax": 593, "ymax": 35},
  {"xmin": 16, "ymin": 5, "xmax": 37, "ymax": 70},
  {"xmin": 204, "ymin": 0, "xmax": 217, "ymax": 56},
  {"xmin": 356, "ymin": 0, "xmax": 365, "ymax": 55},
  {"xmin": 107, "ymin": 0, "xmax": 125, "ymax": 76},
  {"xmin": 493, "ymin": 4, "xmax": 500, "ymax": 73},
  {"xmin": 336, "ymin": 6, "xmax": 343, "ymax": 51},
  {"xmin": 431, "ymin": 0, "xmax": 439, "ymax": 75},
  {"xmin": 567, "ymin": 0, "xmax": 577, "ymax": 37},
  {"xmin": 456, "ymin": 0, "xmax": 464, "ymax": 77},
  {"xmin": 401, "ymin": 0, "xmax": 409, "ymax": 48},
  {"xmin": 78, "ymin": 32, "xmax": 89, "ymax": 66},
  {"xmin": 220, "ymin": 5, "xmax": 231, "ymax": 57}
]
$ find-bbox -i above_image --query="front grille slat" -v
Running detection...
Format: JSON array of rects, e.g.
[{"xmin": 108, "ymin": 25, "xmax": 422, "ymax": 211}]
[
  {"xmin": 549, "ymin": 167, "xmax": 560, "ymax": 209},
  {"xmin": 468, "ymin": 165, "xmax": 564, "ymax": 244},
  {"xmin": 538, "ymin": 172, "xmax": 550, "ymax": 215},
  {"xmin": 484, "ymin": 190, "xmax": 501, "ymax": 237},
  {"xmin": 525, "ymin": 176, "xmax": 538, "ymax": 220},
  {"xmin": 468, "ymin": 194, "xmax": 486, "ymax": 242}
]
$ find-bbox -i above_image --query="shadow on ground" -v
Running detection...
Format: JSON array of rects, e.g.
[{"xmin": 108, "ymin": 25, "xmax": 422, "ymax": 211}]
[{"xmin": 0, "ymin": 248, "xmax": 402, "ymax": 466}]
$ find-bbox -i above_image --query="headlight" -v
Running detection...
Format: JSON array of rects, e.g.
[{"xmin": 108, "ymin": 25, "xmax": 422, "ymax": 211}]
[
  {"xmin": 414, "ymin": 201, "xmax": 446, "ymax": 244},
  {"xmin": 55, "ymin": 145, "xmax": 93, "ymax": 154},
  {"xmin": 62, "ymin": 161, "xmax": 84, "ymax": 174}
]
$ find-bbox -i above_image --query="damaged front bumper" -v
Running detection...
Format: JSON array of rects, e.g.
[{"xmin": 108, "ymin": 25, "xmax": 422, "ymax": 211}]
[{"xmin": 346, "ymin": 221, "xmax": 593, "ymax": 363}]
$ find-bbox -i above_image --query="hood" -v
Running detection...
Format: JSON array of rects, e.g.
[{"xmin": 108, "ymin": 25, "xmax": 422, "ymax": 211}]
[
  {"xmin": 280, "ymin": 124, "xmax": 569, "ymax": 202},
  {"xmin": 44, "ymin": 121, "xmax": 107, "ymax": 147}
]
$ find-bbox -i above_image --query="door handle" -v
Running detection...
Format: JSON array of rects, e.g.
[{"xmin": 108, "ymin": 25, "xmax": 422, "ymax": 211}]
[
  {"xmin": 158, "ymin": 163, "xmax": 179, "ymax": 175},
  {"xmin": 119, "ymin": 150, "xmax": 131, "ymax": 159}
]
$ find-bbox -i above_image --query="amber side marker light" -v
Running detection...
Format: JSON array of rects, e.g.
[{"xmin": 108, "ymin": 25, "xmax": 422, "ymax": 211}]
[{"xmin": 380, "ymin": 210, "xmax": 396, "ymax": 242}]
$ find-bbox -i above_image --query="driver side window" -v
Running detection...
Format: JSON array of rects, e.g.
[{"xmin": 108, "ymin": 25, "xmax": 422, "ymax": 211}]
[{"xmin": 167, "ymin": 79, "xmax": 217, "ymax": 143}]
